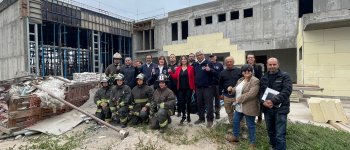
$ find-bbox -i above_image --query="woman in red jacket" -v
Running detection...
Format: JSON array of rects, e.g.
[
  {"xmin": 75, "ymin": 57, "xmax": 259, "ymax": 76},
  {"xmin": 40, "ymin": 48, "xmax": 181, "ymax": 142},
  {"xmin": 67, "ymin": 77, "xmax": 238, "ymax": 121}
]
[{"xmin": 170, "ymin": 55, "xmax": 195, "ymax": 123}]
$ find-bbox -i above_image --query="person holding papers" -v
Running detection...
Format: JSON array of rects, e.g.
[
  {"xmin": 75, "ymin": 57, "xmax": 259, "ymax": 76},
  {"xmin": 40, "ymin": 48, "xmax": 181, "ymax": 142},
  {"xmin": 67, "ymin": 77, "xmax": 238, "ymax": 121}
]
[
  {"xmin": 225, "ymin": 64, "xmax": 260, "ymax": 149},
  {"xmin": 259, "ymin": 57, "xmax": 292, "ymax": 150}
]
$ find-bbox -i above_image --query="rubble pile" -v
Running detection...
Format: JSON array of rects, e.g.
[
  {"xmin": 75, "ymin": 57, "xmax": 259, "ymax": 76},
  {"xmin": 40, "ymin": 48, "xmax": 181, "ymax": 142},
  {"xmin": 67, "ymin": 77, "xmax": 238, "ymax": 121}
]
[
  {"xmin": 73, "ymin": 72, "xmax": 103, "ymax": 82},
  {"xmin": 33, "ymin": 77, "xmax": 66, "ymax": 110}
]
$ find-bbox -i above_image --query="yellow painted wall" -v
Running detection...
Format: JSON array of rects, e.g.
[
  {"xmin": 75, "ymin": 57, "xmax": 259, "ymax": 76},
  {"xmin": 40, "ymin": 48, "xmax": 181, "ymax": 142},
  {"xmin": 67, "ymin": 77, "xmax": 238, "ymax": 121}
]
[
  {"xmin": 297, "ymin": 24, "xmax": 350, "ymax": 97},
  {"xmin": 163, "ymin": 33, "xmax": 246, "ymax": 65}
]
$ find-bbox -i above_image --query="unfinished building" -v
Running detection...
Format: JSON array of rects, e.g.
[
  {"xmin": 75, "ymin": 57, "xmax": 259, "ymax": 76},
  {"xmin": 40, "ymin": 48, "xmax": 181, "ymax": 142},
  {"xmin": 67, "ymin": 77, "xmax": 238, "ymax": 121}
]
[
  {"xmin": 133, "ymin": 0, "xmax": 299, "ymax": 82},
  {"xmin": 0, "ymin": 0, "xmax": 133, "ymax": 80}
]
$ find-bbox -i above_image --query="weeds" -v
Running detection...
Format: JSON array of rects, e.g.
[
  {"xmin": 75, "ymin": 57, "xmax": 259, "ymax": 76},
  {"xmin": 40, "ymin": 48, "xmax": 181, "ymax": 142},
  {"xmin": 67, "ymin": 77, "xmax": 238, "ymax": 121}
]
[
  {"xmin": 16, "ymin": 131, "xmax": 87, "ymax": 150},
  {"xmin": 135, "ymin": 136, "xmax": 163, "ymax": 150}
]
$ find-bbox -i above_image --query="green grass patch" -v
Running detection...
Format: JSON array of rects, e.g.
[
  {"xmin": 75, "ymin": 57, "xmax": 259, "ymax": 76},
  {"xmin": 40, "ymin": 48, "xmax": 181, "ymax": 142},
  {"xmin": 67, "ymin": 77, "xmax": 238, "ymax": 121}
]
[
  {"xmin": 199, "ymin": 121, "xmax": 350, "ymax": 150},
  {"xmin": 14, "ymin": 131, "xmax": 87, "ymax": 150}
]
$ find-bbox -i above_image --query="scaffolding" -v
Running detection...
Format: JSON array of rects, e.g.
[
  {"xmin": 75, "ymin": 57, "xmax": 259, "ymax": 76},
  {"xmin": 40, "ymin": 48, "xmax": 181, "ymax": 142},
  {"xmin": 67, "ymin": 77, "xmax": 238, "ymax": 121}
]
[{"xmin": 26, "ymin": 0, "xmax": 133, "ymax": 79}]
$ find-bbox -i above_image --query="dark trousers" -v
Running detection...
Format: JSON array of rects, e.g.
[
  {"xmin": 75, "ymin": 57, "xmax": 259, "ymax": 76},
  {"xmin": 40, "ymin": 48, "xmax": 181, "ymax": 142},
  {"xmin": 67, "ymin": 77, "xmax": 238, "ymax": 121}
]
[
  {"xmin": 196, "ymin": 86, "xmax": 214, "ymax": 122},
  {"xmin": 213, "ymin": 85, "xmax": 221, "ymax": 114},
  {"xmin": 96, "ymin": 106, "xmax": 112, "ymax": 121},
  {"xmin": 178, "ymin": 89, "xmax": 192, "ymax": 118},
  {"xmin": 264, "ymin": 109, "xmax": 288, "ymax": 150}
]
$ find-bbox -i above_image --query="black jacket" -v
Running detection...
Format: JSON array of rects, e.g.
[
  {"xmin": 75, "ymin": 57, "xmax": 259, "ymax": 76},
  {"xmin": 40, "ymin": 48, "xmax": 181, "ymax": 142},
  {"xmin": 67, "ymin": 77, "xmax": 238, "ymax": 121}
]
[
  {"xmin": 121, "ymin": 65, "xmax": 138, "ymax": 88},
  {"xmin": 147, "ymin": 65, "xmax": 171, "ymax": 89},
  {"xmin": 218, "ymin": 67, "xmax": 242, "ymax": 98},
  {"xmin": 252, "ymin": 64, "xmax": 263, "ymax": 80},
  {"xmin": 259, "ymin": 69, "xmax": 292, "ymax": 114},
  {"xmin": 212, "ymin": 62, "xmax": 224, "ymax": 85},
  {"xmin": 193, "ymin": 59, "xmax": 216, "ymax": 88}
]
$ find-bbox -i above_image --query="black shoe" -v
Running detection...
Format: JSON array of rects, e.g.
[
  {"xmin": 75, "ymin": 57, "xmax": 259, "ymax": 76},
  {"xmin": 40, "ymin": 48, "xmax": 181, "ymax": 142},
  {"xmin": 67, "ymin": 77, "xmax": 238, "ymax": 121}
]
[
  {"xmin": 168, "ymin": 117, "xmax": 172, "ymax": 124},
  {"xmin": 215, "ymin": 113, "xmax": 220, "ymax": 119},
  {"xmin": 187, "ymin": 116, "xmax": 191, "ymax": 123},
  {"xmin": 176, "ymin": 113, "xmax": 181, "ymax": 117},
  {"xmin": 121, "ymin": 124, "xmax": 127, "ymax": 128},
  {"xmin": 180, "ymin": 117, "xmax": 186, "ymax": 124},
  {"xmin": 194, "ymin": 119, "xmax": 205, "ymax": 124},
  {"xmin": 159, "ymin": 128, "xmax": 165, "ymax": 133}
]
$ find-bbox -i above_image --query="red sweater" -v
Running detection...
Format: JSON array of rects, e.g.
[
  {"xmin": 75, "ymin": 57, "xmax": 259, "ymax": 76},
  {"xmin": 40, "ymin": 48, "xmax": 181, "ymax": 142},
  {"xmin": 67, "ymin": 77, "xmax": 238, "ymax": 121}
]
[{"xmin": 170, "ymin": 65, "xmax": 195, "ymax": 90}]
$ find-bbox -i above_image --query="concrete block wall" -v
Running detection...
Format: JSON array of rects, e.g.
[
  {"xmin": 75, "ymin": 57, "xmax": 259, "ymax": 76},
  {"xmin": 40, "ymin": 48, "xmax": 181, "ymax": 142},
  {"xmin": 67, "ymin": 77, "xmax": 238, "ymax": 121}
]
[
  {"xmin": 155, "ymin": 0, "xmax": 298, "ymax": 52},
  {"xmin": 297, "ymin": 26, "xmax": 350, "ymax": 97},
  {"xmin": 163, "ymin": 32, "xmax": 246, "ymax": 65},
  {"xmin": 313, "ymin": 0, "xmax": 350, "ymax": 13},
  {"xmin": 0, "ymin": 0, "xmax": 26, "ymax": 80}
]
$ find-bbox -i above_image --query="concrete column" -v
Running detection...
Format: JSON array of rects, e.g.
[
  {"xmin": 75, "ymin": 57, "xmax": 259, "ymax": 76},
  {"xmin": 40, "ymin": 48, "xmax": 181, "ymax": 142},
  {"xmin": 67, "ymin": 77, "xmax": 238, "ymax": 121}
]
[
  {"xmin": 149, "ymin": 29, "xmax": 152, "ymax": 50},
  {"xmin": 142, "ymin": 30, "xmax": 145, "ymax": 50}
]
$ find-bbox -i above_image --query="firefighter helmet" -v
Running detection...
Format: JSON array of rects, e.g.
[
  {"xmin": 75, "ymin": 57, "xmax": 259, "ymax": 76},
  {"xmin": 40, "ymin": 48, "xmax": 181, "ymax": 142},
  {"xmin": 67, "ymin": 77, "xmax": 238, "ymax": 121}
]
[
  {"xmin": 100, "ymin": 77, "xmax": 109, "ymax": 83},
  {"xmin": 136, "ymin": 73, "xmax": 145, "ymax": 80},
  {"xmin": 115, "ymin": 73, "xmax": 125, "ymax": 80},
  {"xmin": 113, "ymin": 52, "xmax": 122, "ymax": 59},
  {"xmin": 156, "ymin": 74, "xmax": 169, "ymax": 82}
]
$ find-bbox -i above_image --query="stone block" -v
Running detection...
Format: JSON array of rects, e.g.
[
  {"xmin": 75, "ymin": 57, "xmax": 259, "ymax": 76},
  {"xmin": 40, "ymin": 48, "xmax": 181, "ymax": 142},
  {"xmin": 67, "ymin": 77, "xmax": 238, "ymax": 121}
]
[
  {"xmin": 324, "ymin": 27, "xmax": 350, "ymax": 41},
  {"xmin": 304, "ymin": 30, "xmax": 324, "ymax": 43},
  {"xmin": 335, "ymin": 40, "xmax": 350, "ymax": 53},
  {"xmin": 308, "ymin": 97, "xmax": 349, "ymax": 123},
  {"xmin": 304, "ymin": 41, "xmax": 334, "ymax": 55}
]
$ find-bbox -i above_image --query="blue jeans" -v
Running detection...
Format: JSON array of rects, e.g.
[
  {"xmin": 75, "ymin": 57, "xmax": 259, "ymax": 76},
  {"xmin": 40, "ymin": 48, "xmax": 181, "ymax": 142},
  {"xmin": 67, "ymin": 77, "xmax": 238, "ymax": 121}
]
[
  {"xmin": 264, "ymin": 109, "xmax": 287, "ymax": 150},
  {"xmin": 233, "ymin": 111, "xmax": 256, "ymax": 144}
]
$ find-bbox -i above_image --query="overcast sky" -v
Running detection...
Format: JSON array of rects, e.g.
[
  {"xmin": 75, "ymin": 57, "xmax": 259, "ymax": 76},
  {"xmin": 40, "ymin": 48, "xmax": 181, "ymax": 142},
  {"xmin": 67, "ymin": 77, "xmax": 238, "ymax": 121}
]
[{"xmin": 73, "ymin": 0, "xmax": 216, "ymax": 20}]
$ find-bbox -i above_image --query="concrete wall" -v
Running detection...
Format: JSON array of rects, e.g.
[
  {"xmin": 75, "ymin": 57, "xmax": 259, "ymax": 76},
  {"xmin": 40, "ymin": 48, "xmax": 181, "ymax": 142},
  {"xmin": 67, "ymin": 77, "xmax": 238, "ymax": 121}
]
[
  {"xmin": 155, "ymin": 0, "xmax": 298, "ymax": 51},
  {"xmin": 313, "ymin": 0, "xmax": 350, "ymax": 13},
  {"xmin": 163, "ymin": 32, "xmax": 246, "ymax": 65},
  {"xmin": 297, "ymin": 26, "xmax": 350, "ymax": 97},
  {"xmin": 0, "ymin": 0, "xmax": 25, "ymax": 80}
]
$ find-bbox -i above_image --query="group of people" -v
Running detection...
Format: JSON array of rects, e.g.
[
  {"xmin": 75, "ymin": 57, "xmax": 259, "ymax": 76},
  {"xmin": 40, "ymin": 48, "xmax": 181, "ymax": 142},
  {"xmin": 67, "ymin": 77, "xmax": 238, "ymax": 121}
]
[{"xmin": 94, "ymin": 50, "xmax": 292, "ymax": 150}]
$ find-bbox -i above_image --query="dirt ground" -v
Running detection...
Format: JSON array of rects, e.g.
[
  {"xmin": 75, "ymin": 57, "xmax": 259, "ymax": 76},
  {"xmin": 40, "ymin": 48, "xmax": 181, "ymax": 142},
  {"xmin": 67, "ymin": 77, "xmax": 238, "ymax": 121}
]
[{"xmin": 1, "ymin": 89, "xmax": 350, "ymax": 150}]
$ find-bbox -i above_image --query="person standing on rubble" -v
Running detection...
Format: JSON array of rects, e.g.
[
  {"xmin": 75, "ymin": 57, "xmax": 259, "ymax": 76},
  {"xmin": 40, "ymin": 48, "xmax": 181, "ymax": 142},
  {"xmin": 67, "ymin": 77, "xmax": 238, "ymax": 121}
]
[
  {"xmin": 94, "ymin": 77, "xmax": 112, "ymax": 123},
  {"xmin": 129, "ymin": 73, "xmax": 154, "ymax": 125},
  {"xmin": 260, "ymin": 57, "xmax": 292, "ymax": 150},
  {"xmin": 148, "ymin": 74, "xmax": 176, "ymax": 133},
  {"xmin": 110, "ymin": 73, "xmax": 132, "ymax": 128}
]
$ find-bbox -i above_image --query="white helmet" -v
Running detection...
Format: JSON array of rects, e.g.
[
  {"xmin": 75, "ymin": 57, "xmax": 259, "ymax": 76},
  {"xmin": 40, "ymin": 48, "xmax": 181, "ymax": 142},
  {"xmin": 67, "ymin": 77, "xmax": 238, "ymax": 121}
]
[
  {"xmin": 136, "ymin": 73, "xmax": 145, "ymax": 80},
  {"xmin": 113, "ymin": 52, "xmax": 122, "ymax": 59},
  {"xmin": 100, "ymin": 77, "xmax": 109, "ymax": 83},
  {"xmin": 115, "ymin": 73, "xmax": 125, "ymax": 80}
]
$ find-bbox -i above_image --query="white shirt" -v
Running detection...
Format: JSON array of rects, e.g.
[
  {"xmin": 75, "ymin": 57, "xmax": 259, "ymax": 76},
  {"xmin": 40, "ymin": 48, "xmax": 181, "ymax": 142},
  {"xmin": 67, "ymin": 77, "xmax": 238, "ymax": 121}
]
[
  {"xmin": 158, "ymin": 65, "xmax": 164, "ymax": 74},
  {"xmin": 235, "ymin": 80, "xmax": 245, "ymax": 113}
]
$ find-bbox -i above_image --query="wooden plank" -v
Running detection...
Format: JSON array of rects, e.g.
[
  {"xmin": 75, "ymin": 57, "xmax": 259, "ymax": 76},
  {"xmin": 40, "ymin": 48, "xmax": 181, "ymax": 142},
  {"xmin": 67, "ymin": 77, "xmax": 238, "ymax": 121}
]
[
  {"xmin": 8, "ymin": 108, "xmax": 41, "ymax": 119},
  {"xmin": 0, "ymin": 125, "xmax": 11, "ymax": 134}
]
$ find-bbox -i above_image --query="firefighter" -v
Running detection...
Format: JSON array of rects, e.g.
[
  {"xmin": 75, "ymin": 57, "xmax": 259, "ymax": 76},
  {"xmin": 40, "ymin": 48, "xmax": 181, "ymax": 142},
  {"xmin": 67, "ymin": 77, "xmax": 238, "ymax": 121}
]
[
  {"xmin": 110, "ymin": 73, "xmax": 132, "ymax": 128},
  {"xmin": 105, "ymin": 52, "xmax": 124, "ymax": 85},
  {"xmin": 148, "ymin": 74, "xmax": 176, "ymax": 133},
  {"xmin": 94, "ymin": 77, "xmax": 112, "ymax": 123},
  {"xmin": 129, "ymin": 73, "xmax": 154, "ymax": 125}
]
